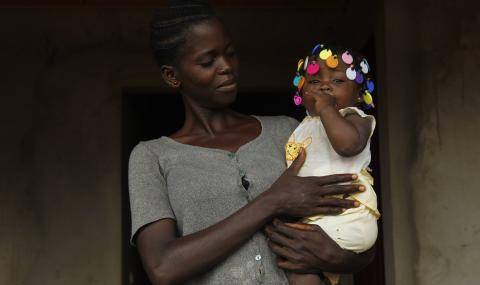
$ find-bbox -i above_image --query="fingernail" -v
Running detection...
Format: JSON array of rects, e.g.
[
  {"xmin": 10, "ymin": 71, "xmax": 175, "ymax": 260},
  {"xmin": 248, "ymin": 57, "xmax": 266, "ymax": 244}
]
[
  {"xmin": 354, "ymin": 201, "xmax": 360, "ymax": 207},
  {"xmin": 352, "ymin": 174, "xmax": 358, "ymax": 180},
  {"xmin": 359, "ymin": 185, "xmax": 366, "ymax": 191}
]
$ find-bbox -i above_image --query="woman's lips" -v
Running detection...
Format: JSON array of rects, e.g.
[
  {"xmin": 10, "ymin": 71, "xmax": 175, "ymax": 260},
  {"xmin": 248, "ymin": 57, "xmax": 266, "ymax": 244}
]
[{"xmin": 217, "ymin": 81, "xmax": 237, "ymax": 92}]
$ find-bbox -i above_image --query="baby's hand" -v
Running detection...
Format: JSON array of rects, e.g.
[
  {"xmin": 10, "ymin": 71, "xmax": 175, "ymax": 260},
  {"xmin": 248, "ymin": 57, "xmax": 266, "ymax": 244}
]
[{"xmin": 305, "ymin": 90, "xmax": 336, "ymax": 114}]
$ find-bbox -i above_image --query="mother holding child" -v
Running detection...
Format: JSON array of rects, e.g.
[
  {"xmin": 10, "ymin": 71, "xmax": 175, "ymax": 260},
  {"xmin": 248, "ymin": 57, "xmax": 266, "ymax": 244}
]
[{"xmin": 128, "ymin": 1, "xmax": 376, "ymax": 284}]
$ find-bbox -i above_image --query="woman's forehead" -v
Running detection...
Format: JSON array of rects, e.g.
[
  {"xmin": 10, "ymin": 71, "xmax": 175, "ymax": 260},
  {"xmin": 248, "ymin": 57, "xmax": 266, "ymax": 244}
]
[{"xmin": 183, "ymin": 19, "xmax": 231, "ymax": 56}]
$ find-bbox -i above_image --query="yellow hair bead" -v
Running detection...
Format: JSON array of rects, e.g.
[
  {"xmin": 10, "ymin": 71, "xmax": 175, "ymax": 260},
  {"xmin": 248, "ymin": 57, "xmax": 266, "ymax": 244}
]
[
  {"xmin": 319, "ymin": 49, "xmax": 332, "ymax": 60},
  {"xmin": 297, "ymin": 59, "xmax": 304, "ymax": 72},
  {"xmin": 363, "ymin": 91, "xmax": 373, "ymax": 105}
]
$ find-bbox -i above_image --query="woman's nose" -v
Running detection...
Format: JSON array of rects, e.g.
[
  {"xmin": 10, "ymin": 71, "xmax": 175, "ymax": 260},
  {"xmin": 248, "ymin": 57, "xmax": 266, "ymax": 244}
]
[{"xmin": 217, "ymin": 57, "xmax": 233, "ymax": 74}]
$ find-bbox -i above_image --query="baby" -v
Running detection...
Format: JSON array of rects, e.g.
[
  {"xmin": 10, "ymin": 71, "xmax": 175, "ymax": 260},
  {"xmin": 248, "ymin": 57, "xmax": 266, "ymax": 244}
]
[{"xmin": 285, "ymin": 43, "xmax": 380, "ymax": 285}]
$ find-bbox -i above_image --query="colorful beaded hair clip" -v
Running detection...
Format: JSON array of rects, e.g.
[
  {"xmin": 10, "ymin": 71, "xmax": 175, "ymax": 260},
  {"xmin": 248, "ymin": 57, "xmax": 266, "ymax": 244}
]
[{"xmin": 292, "ymin": 43, "xmax": 375, "ymax": 109}]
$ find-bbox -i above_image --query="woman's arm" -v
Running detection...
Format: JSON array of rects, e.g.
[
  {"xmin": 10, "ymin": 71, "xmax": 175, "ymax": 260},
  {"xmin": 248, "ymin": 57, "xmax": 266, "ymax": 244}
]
[
  {"xmin": 137, "ymin": 196, "xmax": 274, "ymax": 285},
  {"xmin": 136, "ymin": 150, "xmax": 363, "ymax": 285},
  {"xmin": 265, "ymin": 220, "xmax": 375, "ymax": 274}
]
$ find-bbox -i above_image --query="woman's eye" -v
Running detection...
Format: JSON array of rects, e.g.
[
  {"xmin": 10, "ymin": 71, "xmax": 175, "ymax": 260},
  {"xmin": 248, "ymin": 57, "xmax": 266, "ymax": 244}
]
[{"xmin": 199, "ymin": 59, "xmax": 214, "ymax": 67}]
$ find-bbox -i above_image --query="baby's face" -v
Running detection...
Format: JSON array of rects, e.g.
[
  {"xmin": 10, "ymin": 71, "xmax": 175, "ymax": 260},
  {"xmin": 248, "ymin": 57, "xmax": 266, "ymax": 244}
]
[{"xmin": 302, "ymin": 58, "xmax": 360, "ymax": 112}]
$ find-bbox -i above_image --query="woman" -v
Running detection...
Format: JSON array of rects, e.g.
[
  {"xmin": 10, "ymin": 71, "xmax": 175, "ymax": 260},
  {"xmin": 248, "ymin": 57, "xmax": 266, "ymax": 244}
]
[{"xmin": 128, "ymin": 1, "xmax": 374, "ymax": 284}]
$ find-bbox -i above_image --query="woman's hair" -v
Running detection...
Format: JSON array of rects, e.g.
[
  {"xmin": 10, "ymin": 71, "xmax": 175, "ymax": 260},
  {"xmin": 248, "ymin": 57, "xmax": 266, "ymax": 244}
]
[{"xmin": 150, "ymin": 0, "xmax": 216, "ymax": 67}]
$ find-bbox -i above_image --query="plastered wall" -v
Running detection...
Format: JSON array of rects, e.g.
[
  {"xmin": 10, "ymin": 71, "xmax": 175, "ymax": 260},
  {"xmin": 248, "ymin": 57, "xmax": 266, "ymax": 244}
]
[
  {"xmin": 380, "ymin": 0, "xmax": 480, "ymax": 284},
  {"xmin": 411, "ymin": 1, "xmax": 480, "ymax": 284}
]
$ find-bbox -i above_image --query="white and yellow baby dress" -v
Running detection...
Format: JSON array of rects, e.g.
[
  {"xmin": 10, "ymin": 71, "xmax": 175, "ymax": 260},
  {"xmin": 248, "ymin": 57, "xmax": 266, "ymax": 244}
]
[{"xmin": 285, "ymin": 107, "xmax": 380, "ymax": 284}]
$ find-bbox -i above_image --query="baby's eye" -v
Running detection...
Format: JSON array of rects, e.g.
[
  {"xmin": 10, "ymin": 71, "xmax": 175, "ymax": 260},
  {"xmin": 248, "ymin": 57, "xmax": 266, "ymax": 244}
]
[
  {"xmin": 332, "ymin": 78, "xmax": 345, "ymax": 84},
  {"xmin": 308, "ymin": 79, "xmax": 320, "ymax": 84}
]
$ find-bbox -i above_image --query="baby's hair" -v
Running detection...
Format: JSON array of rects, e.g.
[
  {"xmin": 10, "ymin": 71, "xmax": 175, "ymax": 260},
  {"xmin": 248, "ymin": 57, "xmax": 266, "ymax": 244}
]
[
  {"xmin": 293, "ymin": 42, "xmax": 375, "ymax": 109},
  {"xmin": 314, "ymin": 43, "xmax": 364, "ymax": 69},
  {"xmin": 150, "ymin": 0, "xmax": 216, "ymax": 67}
]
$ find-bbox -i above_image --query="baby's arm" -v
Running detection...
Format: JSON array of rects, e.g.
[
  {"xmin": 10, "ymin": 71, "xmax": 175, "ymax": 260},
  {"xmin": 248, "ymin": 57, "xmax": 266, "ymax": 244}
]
[{"xmin": 317, "ymin": 105, "xmax": 372, "ymax": 157}]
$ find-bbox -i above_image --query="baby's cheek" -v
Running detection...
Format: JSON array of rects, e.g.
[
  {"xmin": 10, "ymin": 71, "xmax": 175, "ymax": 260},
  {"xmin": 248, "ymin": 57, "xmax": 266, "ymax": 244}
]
[{"xmin": 303, "ymin": 96, "xmax": 316, "ymax": 111}]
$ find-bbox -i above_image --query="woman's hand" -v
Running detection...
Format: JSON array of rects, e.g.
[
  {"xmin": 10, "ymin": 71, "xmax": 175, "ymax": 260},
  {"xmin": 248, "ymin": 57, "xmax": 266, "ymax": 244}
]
[
  {"xmin": 261, "ymin": 148, "xmax": 364, "ymax": 218},
  {"xmin": 265, "ymin": 220, "xmax": 375, "ymax": 274}
]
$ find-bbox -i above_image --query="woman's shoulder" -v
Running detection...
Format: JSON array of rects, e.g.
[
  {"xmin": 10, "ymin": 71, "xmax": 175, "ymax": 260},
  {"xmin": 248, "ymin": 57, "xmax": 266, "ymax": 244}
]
[
  {"xmin": 254, "ymin": 115, "xmax": 299, "ymax": 134},
  {"xmin": 129, "ymin": 137, "xmax": 176, "ymax": 161},
  {"xmin": 253, "ymin": 115, "xmax": 299, "ymax": 148}
]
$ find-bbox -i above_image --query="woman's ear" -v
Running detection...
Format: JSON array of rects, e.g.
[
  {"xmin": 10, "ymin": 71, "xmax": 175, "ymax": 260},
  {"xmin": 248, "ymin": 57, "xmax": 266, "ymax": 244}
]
[{"xmin": 160, "ymin": 65, "xmax": 181, "ymax": 88}]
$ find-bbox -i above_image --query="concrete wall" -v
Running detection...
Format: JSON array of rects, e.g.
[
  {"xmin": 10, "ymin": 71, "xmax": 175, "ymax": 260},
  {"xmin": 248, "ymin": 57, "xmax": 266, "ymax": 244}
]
[
  {"xmin": 411, "ymin": 1, "xmax": 480, "ymax": 284},
  {"xmin": 0, "ymin": 5, "xmax": 376, "ymax": 285},
  {"xmin": 0, "ymin": 8, "xmax": 146, "ymax": 285},
  {"xmin": 380, "ymin": 0, "xmax": 480, "ymax": 284}
]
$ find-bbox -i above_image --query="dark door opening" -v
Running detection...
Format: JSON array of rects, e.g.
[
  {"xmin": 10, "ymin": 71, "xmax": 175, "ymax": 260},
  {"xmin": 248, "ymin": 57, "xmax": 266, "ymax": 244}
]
[{"xmin": 121, "ymin": 90, "xmax": 385, "ymax": 285}]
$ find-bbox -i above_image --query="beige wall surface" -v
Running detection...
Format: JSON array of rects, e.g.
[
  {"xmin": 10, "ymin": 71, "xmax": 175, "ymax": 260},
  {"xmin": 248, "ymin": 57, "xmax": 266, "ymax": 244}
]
[
  {"xmin": 0, "ymin": 9, "xmax": 145, "ymax": 285},
  {"xmin": 411, "ymin": 1, "xmax": 480, "ymax": 285},
  {"xmin": 0, "ymin": 5, "xmax": 376, "ymax": 285},
  {"xmin": 381, "ymin": 0, "xmax": 480, "ymax": 284}
]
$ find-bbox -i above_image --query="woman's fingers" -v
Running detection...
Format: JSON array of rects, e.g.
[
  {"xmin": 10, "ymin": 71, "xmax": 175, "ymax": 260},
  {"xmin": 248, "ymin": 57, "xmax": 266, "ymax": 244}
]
[
  {"xmin": 266, "ymin": 221, "xmax": 294, "ymax": 242},
  {"xmin": 307, "ymin": 173, "xmax": 357, "ymax": 186},
  {"xmin": 269, "ymin": 231, "xmax": 294, "ymax": 249},
  {"xmin": 272, "ymin": 219, "xmax": 306, "ymax": 239},
  {"xmin": 266, "ymin": 226, "xmax": 296, "ymax": 249},
  {"xmin": 269, "ymin": 240, "xmax": 301, "ymax": 261},
  {"xmin": 315, "ymin": 184, "xmax": 364, "ymax": 196},
  {"xmin": 286, "ymin": 207, "xmax": 344, "ymax": 217},
  {"xmin": 309, "ymin": 207, "xmax": 345, "ymax": 216},
  {"xmin": 316, "ymin": 198, "xmax": 357, "ymax": 209},
  {"xmin": 283, "ymin": 222, "xmax": 319, "ymax": 231},
  {"xmin": 287, "ymin": 148, "xmax": 306, "ymax": 175}
]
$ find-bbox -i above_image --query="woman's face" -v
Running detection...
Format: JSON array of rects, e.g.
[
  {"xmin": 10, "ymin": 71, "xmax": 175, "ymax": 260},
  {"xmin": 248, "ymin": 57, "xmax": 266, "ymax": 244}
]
[{"xmin": 175, "ymin": 19, "xmax": 239, "ymax": 109}]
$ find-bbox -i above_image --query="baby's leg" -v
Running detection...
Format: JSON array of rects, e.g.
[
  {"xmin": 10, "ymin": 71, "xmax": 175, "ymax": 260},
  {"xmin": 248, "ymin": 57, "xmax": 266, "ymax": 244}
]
[{"xmin": 288, "ymin": 273, "xmax": 329, "ymax": 285}]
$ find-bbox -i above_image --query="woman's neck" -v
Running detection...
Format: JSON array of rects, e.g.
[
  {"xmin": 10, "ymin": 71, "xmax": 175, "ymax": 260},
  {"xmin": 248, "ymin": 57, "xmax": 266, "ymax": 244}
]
[{"xmin": 180, "ymin": 95, "xmax": 239, "ymax": 137}]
